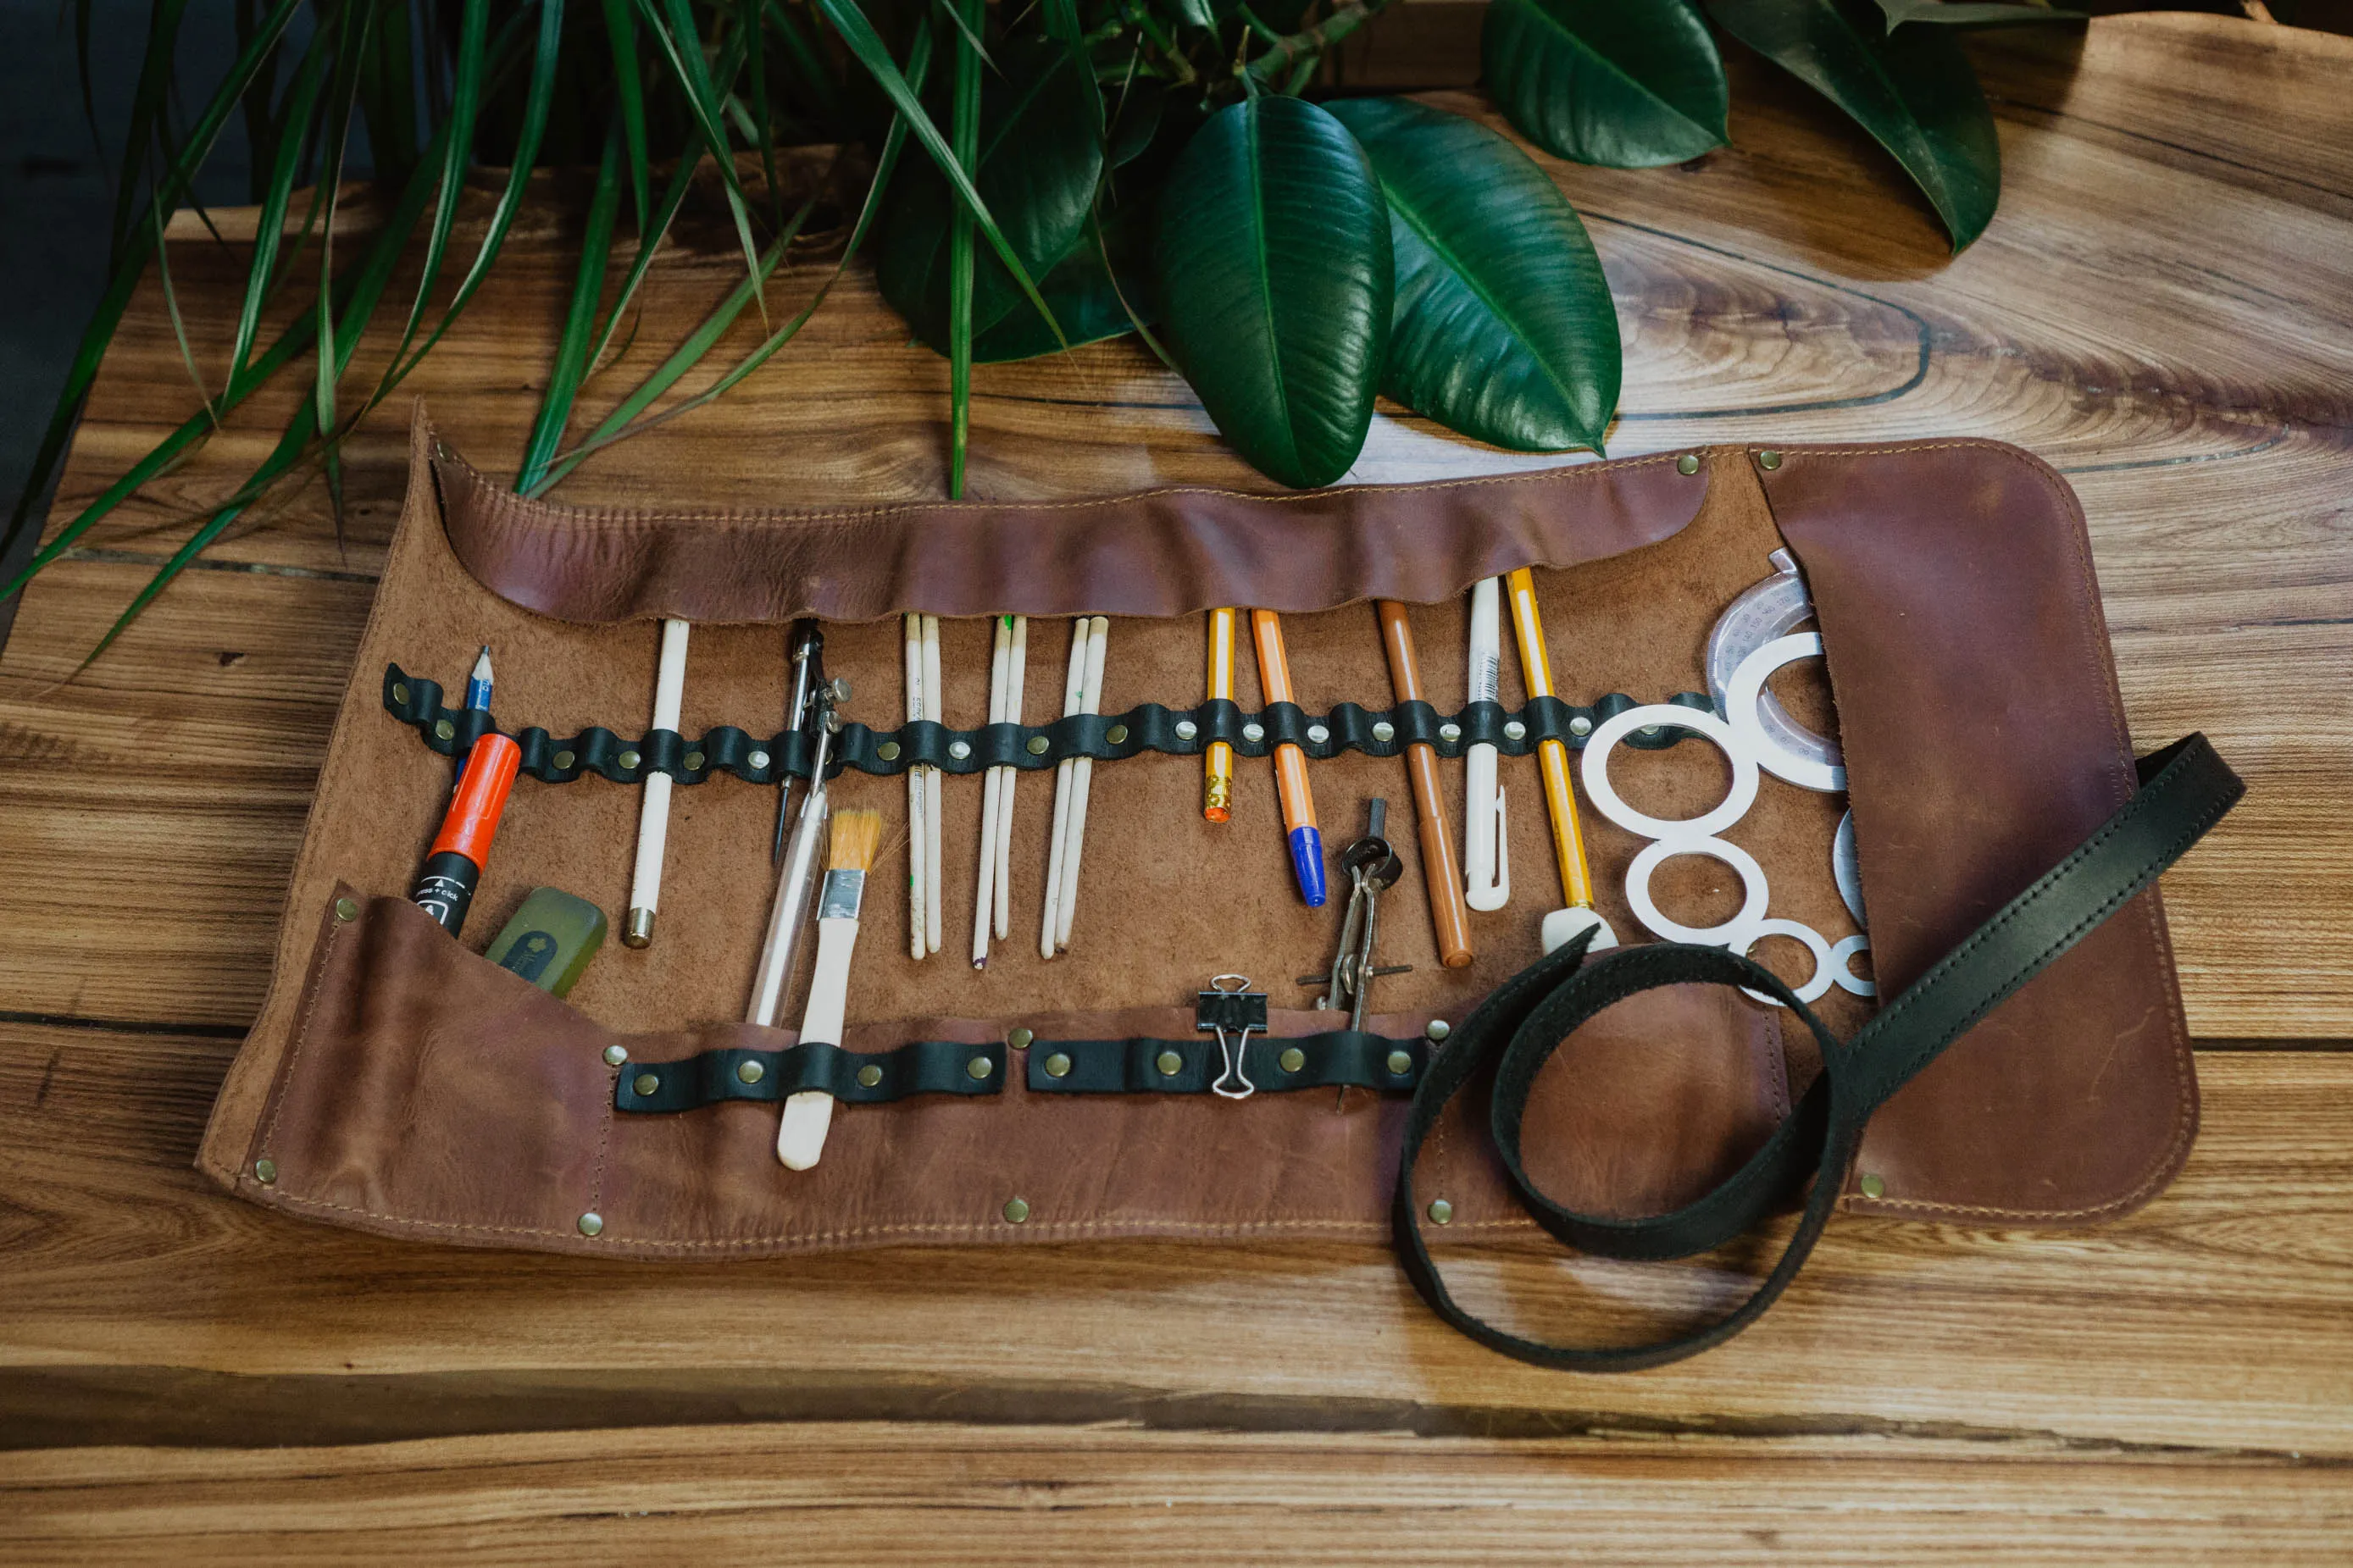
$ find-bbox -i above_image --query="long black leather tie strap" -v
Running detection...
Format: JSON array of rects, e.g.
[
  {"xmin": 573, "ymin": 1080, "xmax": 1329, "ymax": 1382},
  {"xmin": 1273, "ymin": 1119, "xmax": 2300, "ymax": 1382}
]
[
  {"xmin": 1025, "ymin": 1033, "xmax": 1429, "ymax": 1094},
  {"xmin": 1394, "ymin": 734, "xmax": 2244, "ymax": 1371},
  {"xmin": 616, "ymin": 1040, "xmax": 1007, "ymax": 1112}
]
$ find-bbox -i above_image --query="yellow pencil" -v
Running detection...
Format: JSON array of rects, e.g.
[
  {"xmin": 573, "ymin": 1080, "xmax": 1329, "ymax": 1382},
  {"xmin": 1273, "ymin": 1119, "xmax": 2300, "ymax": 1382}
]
[
  {"xmin": 1506, "ymin": 568, "xmax": 1597, "ymax": 910},
  {"xmin": 1204, "ymin": 607, "xmax": 1235, "ymax": 823}
]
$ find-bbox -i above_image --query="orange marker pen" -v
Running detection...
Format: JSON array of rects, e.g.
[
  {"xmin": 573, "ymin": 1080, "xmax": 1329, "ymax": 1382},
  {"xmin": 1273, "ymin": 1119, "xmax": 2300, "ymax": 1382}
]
[{"xmin": 411, "ymin": 731, "xmax": 522, "ymax": 937}]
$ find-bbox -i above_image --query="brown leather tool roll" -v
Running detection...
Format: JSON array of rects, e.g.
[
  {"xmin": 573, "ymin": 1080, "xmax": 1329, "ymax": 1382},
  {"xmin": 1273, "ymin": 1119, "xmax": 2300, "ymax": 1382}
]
[{"xmin": 197, "ymin": 405, "xmax": 2195, "ymax": 1257}]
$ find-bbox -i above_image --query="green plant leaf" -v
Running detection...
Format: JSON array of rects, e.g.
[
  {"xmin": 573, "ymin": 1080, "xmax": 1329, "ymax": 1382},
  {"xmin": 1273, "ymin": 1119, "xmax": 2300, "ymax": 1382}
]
[
  {"xmin": 519, "ymin": 120, "xmax": 628, "ymax": 493},
  {"xmin": 641, "ymin": 0, "xmax": 765, "ymax": 290},
  {"xmin": 1708, "ymin": 0, "xmax": 2000, "ymax": 250},
  {"xmin": 1873, "ymin": 0, "xmax": 2085, "ymax": 28},
  {"xmin": 600, "ymin": 0, "xmax": 652, "ymax": 227},
  {"xmin": 968, "ymin": 197, "xmax": 1153, "ymax": 363},
  {"xmin": 875, "ymin": 34, "xmax": 1106, "ymax": 352},
  {"xmin": 228, "ymin": 23, "xmax": 333, "ymax": 383},
  {"xmin": 1482, "ymin": 0, "xmax": 1726, "ymax": 168},
  {"xmin": 1325, "ymin": 97, "xmax": 1618, "ymax": 454},
  {"xmin": 1154, "ymin": 96, "xmax": 1392, "ymax": 489}
]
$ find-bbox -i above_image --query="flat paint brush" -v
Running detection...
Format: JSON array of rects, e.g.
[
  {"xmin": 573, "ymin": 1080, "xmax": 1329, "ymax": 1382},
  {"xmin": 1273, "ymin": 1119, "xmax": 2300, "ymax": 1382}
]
[{"xmin": 777, "ymin": 806, "xmax": 882, "ymax": 1171}]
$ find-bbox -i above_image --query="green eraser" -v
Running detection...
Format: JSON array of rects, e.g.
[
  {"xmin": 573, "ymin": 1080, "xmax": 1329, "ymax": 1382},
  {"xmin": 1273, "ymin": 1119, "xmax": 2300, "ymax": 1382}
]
[{"xmin": 485, "ymin": 887, "xmax": 608, "ymax": 998}]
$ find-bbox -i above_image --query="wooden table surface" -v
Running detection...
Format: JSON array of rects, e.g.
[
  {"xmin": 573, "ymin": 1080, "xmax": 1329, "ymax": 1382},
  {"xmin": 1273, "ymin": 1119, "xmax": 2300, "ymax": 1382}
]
[{"xmin": 3, "ymin": 12, "xmax": 2350, "ymax": 1561}]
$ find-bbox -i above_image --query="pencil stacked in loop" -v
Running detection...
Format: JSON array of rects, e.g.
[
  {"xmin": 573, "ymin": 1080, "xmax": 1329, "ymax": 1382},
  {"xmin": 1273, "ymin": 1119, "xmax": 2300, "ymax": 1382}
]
[
  {"xmin": 777, "ymin": 806, "xmax": 882, "ymax": 1172},
  {"xmin": 1041, "ymin": 616, "xmax": 1108, "ymax": 957}
]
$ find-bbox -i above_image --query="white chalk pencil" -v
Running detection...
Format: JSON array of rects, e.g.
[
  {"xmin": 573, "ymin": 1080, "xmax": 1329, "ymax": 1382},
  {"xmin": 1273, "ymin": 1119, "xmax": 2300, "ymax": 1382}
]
[
  {"xmin": 778, "ymin": 808, "xmax": 881, "ymax": 1171},
  {"xmin": 1040, "ymin": 617, "xmax": 1089, "ymax": 958},
  {"xmin": 904, "ymin": 612, "xmax": 926, "ymax": 961},
  {"xmin": 994, "ymin": 615, "xmax": 1027, "ymax": 941},
  {"xmin": 1053, "ymin": 617, "xmax": 1109, "ymax": 952},
  {"xmin": 920, "ymin": 614, "xmax": 943, "ymax": 957},
  {"xmin": 624, "ymin": 617, "xmax": 691, "ymax": 947},
  {"xmin": 972, "ymin": 615, "xmax": 1013, "ymax": 968}
]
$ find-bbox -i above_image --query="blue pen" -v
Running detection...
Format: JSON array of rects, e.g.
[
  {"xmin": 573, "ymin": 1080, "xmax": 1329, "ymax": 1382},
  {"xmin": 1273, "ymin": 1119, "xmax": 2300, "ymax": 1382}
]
[{"xmin": 1249, "ymin": 610, "xmax": 1326, "ymax": 907}]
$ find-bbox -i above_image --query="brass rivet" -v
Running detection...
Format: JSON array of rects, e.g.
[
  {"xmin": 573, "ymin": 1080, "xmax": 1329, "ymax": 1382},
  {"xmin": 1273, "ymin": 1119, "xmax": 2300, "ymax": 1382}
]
[
  {"xmin": 684, "ymin": 751, "xmax": 706, "ymax": 771},
  {"xmin": 1044, "ymin": 1052, "xmax": 1072, "ymax": 1078},
  {"xmin": 391, "ymin": 682, "xmax": 410, "ymax": 705},
  {"xmin": 333, "ymin": 896, "xmax": 359, "ymax": 923},
  {"xmin": 577, "ymin": 1211, "xmax": 604, "ymax": 1237},
  {"xmin": 433, "ymin": 718, "xmax": 456, "ymax": 741},
  {"xmin": 877, "ymin": 740, "xmax": 902, "ymax": 762},
  {"xmin": 434, "ymin": 441, "xmax": 451, "ymax": 460},
  {"xmin": 552, "ymin": 749, "xmax": 576, "ymax": 770},
  {"xmin": 618, "ymin": 749, "xmax": 641, "ymax": 770},
  {"xmin": 1372, "ymin": 721, "xmax": 1395, "ymax": 744},
  {"xmin": 1676, "ymin": 452, "xmax": 1701, "ymax": 476},
  {"xmin": 1002, "ymin": 1197, "xmax": 1031, "ymax": 1224},
  {"xmin": 632, "ymin": 1072, "xmax": 659, "ymax": 1097},
  {"xmin": 602, "ymin": 1044, "xmax": 629, "ymax": 1067},
  {"xmin": 748, "ymin": 749, "xmax": 770, "ymax": 770},
  {"xmin": 1156, "ymin": 1050, "xmax": 1184, "ymax": 1077},
  {"xmin": 1025, "ymin": 734, "xmax": 1051, "ymax": 756},
  {"xmin": 1386, "ymin": 1050, "xmax": 1414, "ymax": 1076},
  {"xmin": 1174, "ymin": 720, "xmax": 1198, "ymax": 741},
  {"xmin": 1424, "ymin": 1020, "xmax": 1451, "ymax": 1043},
  {"xmin": 1279, "ymin": 1047, "xmax": 1305, "ymax": 1074},
  {"xmin": 1859, "ymin": 1172, "xmax": 1887, "ymax": 1200},
  {"xmin": 1427, "ymin": 1198, "xmax": 1454, "ymax": 1225},
  {"xmin": 948, "ymin": 740, "xmax": 972, "ymax": 761},
  {"xmin": 1757, "ymin": 449, "xmax": 1784, "ymax": 470},
  {"xmin": 1008, "ymin": 1027, "xmax": 1034, "ymax": 1050},
  {"xmin": 735, "ymin": 1059, "xmax": 765, "ymax": 1085},
  {"xmin": 966, "ymin": 1055, "xmax": 993, "ymax": 1080},
  {"xmin": 253, "ymin": 1158, "xmax": 277, "ymax": 1185},
  {"xmin": 1106, "ymin": 723, "xmax": 1129, "ymax": 745},
  {"xmin": 857, "ymin": 1063, "xmax": 883, "ymax": 1089}
]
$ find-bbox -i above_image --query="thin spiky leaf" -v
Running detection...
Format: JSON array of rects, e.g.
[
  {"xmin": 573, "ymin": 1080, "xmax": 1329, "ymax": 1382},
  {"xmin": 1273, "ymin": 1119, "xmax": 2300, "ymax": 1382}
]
[
  {"xmin": 519, "ymin": 120, "xmax": 628, "ymax": 492},
  {"xmin": 947, "ymin": 0, "xmax": 981, "ymax": 499},
  {"xmin": 229, "ymin": 22, "xmax": 332, "ymax": 383},
  {"xmin": 601, "ymin": 0, "xmax": 652, "ymax": 227},
  {"xmin": 639, "ymin": 0, "xmax": 765, "ymax": 291}
]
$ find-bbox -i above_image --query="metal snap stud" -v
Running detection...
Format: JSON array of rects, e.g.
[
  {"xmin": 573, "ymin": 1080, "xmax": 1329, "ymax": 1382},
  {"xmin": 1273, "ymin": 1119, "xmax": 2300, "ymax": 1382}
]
[
  {"xmin": 876, "ymin": 740, "xmax": 901, "ymax": 762},
  {"xmin": 948, "ymin": 740, "xmax": 972, "ymax": 761},
  {"xmin": 966, "ymin": 1055, "xmax": 993, "ymax": 1080},
  {"xmin": 1105, "ymin": 723, "xmax": 1129, "ymax": 745},
  {"xmin": 1156, "ymin": 1050, "xmax": 1184, "ymax": 1077},
  {"xmin": 1371, "ymin": 721, "xmax": 1395, "ymax": 744},
  {"xmin": 602, "ymin": 1044, "xmax": 629, "ymax": 1067},
  {"xmin": 1174, "ymin": 720, "xmax": 1197, "ymax": 741},
  {"xmin": 1859, "ymin": 1172, "xmax": 1887, "ymax": 1200},
  {"xmin": 857, "ymin": 1064, "xmax": 883, "ymax": 1089},
  {"xmin": 333, "ymin": 896, "xmax": 359, "ymax": 923},
  {"xmin": 391, "ymin": 683, "xmax": 410, "ymax": 706},
  {"xmin": 735, "ymin": 1060, "xmax": 765, "ymax": 1085},
  {"xmin": 1002, "ymin": 1197, "xmax": 1031, "ymax": 1223},
  {"xmin": 1386, "ymin": 1050, "xmax": 1413, "ymax": 1076},
  {"xmin": 1757, "ymin": 449, "xmax": 1784, "ymax": 470},
  {"xmin": 1424, "ymin": 1019, "xmax": 1451, "ymax": 1044},
  {"xmin": 1676, "ymin": 452, "xmax": 1701, "ymax": 476},
  {"xmin": 1044, "ymin": 1052, "xmax": 1072, "ymax": 1078},
  {"xmin": 1427, "ymin": 1199, "xmax": 1453, "ymax": 1225},
  {"xmin": 684, "ymin": 751, "xmax": 706, "ymax": 771},
  {"xmin": 1569, "ymin": 715, "xmax": 1593, "ymax": 738},
  {"xmin": 1242, "ymin": 723, "xmax": 1265, "ymax": 744},
  {"xmin": 553, "ymin": 749, "xmax": 577, "ymax": 770},
  {"xmin": 1307, "ymin": 723, "xmax": 1329, "ymax": 745},
  {"xmin": 1438, "ymin": 723, "xmax": 1462, "ymax": 744},
  {"xmin": 632, "ymin": 1072, "xmax": 659, "ymax": 1097},
  {"xmin": 618, "ymin": 749, "xmax": 641, "ymax": 770},
  {"xmin": 1279, "ymin": 1047, "xmax": 1305, "ymax": 1074},
  {"xmin": 1502, "ymin": 720, "xmax": 1526, "ymax": 742},
  {"xmin": 748, "ymin": 749, "xmax": 770, "ymax": 770},
  {"xmin": 1008, "ymin": 1027, "xmax": 1034, "ymax": 1050},
  {"xmin": 254, "ymin": 1158, "xmax": 277, "ymax": 1185},
  {"xmin": 1026, "ymin": 734, "xmax": 1051, "ymax": 756},
  {"xmin": 434, "ymin": 718, "xmax": 456, "ymax": 742},
  {"xmin": 578, "ymin": 1212, "xmax": 604, "ymax": 1237}
]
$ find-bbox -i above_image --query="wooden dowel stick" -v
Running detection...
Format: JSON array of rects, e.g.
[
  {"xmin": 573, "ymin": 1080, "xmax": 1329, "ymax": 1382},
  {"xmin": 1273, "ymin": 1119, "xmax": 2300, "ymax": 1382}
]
[
  {"xmin": 1041, "ymin": 618, "xmax": 1088, "ymax": 959},
  {"xmin": 624, "ymin": 618, "xmax": 690, "ymax": 947},
  {"xmin": 972, "ymin": 616, "xmax": 1013, "ymax": 968},
  {"xmin": 1054, "ymin": 617, "xmax": 1109, "ymax": 952},
  {"xmin": 904, "ymin": 613, "xmax": 926, "ymax": 961},
  {"xmin": 994, "ymin": 616, "xmax": 1027, "ymax": 941},
  {"xmin": 921, "ymin": 615, "xmax": 943, "ymax": 957}
]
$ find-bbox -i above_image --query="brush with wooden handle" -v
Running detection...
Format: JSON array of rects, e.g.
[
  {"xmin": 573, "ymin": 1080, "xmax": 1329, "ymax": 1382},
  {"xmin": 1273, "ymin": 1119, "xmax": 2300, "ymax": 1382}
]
[{"xmin": 777, "ymin": 807, "xmax": 881, "ymax": 1171}]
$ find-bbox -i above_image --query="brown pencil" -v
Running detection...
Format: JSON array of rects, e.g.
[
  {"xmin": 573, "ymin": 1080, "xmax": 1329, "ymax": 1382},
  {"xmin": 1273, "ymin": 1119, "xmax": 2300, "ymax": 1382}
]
[{"xmin": 1376, "ymin": 601, "xmax": 1473, "ymax": 968}]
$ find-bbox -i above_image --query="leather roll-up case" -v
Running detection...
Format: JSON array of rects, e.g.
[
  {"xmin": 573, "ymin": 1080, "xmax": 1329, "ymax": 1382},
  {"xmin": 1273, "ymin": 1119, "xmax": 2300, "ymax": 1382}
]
[{"xmin": 197, "ymin": 403, "xmax": 2199, "ymax": 1259}]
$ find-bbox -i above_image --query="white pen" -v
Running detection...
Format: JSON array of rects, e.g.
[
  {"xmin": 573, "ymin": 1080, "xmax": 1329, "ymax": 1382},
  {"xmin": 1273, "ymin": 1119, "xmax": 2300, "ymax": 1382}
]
[{"xmin": 1463, "ymin": 577, "xmax": 1510, "ymax": 911}]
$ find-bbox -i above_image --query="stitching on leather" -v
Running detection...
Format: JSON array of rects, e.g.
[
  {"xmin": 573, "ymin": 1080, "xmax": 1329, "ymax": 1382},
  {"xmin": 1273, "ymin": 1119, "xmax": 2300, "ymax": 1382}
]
[{"xmin": 257, "ymin": 898, "xmax": 341, "ymax": 1165}]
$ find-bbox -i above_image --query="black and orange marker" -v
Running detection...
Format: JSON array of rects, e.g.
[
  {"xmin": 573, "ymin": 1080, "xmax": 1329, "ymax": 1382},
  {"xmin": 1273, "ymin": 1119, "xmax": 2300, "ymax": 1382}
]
[{"xmin": 410, "ymin": 731, "xmax": 521, "ymax": 937}]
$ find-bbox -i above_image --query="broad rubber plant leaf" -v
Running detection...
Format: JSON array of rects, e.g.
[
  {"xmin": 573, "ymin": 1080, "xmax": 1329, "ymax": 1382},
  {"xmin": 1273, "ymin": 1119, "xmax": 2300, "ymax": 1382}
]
[
  {"xmin": 876, "ymin": 34, "xmax": 1105, "ymax": 351},
  {"xmin": 1325, "ymin": 97, "xmax": 1618, "ymax": 454},
  {"xmin": 1873, "ymin": 0, "xmax": 2085, "ymax": 30},
  {"xmin": 1709, "ymin": 0, "xmax": 2001, "ymax": 250},
  {"xmin": 1483, "ymin": 0, "xmax": 1727, "ymax": 167},
  {"xmin": 1155, "ymin": 95, "xmax": 1392, "ymax": 489},
  {"xmin": 969, "ymin": 197, "xmax": 1155, "ymax": 363}
]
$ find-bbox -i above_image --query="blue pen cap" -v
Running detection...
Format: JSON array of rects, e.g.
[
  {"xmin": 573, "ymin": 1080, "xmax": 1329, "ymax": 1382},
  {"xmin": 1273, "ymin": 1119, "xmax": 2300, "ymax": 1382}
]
[{"xmin": 1288, "ymin": 825, "xmax": 1328, "ymax": 907}]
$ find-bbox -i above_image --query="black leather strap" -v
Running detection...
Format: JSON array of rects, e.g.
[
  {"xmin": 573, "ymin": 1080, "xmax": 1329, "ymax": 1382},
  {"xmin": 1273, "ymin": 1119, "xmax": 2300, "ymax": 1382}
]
[
  {"xmin": 615, "ymin": 1040, "xmax": 1006, "ymax": 1112},
  {"xmin": 1025, "ymin": 1032, "xmax": 1429, "ymax": 1094},
  {"xmin": 1395, "ymin": 734, "xmax": 2244, "ymax": 1371}
]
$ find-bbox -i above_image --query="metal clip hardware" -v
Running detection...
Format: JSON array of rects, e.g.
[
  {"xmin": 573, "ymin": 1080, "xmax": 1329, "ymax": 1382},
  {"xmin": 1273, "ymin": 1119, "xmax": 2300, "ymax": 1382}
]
[{"xmin": 1196, "ymin": 974, "xmax": 1268, "ymax": 1100}]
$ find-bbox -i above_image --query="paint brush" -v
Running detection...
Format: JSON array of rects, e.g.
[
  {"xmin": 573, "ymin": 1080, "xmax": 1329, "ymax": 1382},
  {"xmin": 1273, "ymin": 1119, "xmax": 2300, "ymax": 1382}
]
[
  {"xmin": 777, "ymin": 806, "xmax": 882, "ymax": 1171},
  {"xmin": 1052, "ymin": 616, "xmax": 1108, "ymax": 952},
  {"xmin": 920, "ymin": 615, "xmax": 944, "ymax": 958},
  {"xmin": 1041, "ymin": 616, "xmax": 1089, "ymax": 958},
  {"xmin": 624, "ymin": 618, "xmax": 691, "ymax": 947},
  {"xmin": 972, "ymin": 616, "xmax": 1013, "ymax": 967},
  {"xmin": 904, "ymin": 612, "xmax": 928, "ymax": 959}
]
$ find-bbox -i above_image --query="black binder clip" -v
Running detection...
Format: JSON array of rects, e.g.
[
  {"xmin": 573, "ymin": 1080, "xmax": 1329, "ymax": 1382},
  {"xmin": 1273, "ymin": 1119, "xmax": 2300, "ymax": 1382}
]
[{"xmin": 1196, "ymin": 974, "xmax": 1268, "ymax": 1100}]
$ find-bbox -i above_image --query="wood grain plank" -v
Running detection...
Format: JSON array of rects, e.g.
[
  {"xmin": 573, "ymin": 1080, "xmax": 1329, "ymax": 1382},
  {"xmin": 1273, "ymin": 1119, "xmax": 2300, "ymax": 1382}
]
[
  {"xmin": 5, "ymin": 1424, "xmax": 2351, "ymax": 1565},
  {"xmin": 4, "ymin": 1023, "xmax": 2350, "ymax": 1456}
]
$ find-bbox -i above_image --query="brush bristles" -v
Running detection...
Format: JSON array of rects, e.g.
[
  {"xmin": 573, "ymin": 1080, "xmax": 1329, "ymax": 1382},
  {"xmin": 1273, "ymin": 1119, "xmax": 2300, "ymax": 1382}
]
[{"xmin": 828, "ymin": 807, "xmax": 883, "ymax": 873}]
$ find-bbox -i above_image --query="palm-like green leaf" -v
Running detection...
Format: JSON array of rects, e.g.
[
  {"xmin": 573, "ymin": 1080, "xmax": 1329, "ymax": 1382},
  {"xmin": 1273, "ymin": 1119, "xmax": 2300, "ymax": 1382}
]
[
  {"xmin": 519, "ymin": 120, "xmax": 629, "ymax": 493},
  {"xmin": 1154, "ymin": 95, "xmax": 1392, "ymax": 488},
  {"xmin": 1326, "ymin": 97, "xmax": 1618, "ymax": 454},
  {"xmin": 946, "ymin": 0, "xmax": 983, "ymax": 499},
  {"xmin": 1708, "ymin": 0, "xmax": 2001, "ymax": 250},
  {"xmin": 601, "ymin": 0, "xmax": 652, "ymax": 227},
  {"xmin": 1484, "ymin": 0, "xmax": 1726, "ymax": 168},
  {"xmin": 641, "ymin": 0, "xmax": 765, "ymax": 288}
]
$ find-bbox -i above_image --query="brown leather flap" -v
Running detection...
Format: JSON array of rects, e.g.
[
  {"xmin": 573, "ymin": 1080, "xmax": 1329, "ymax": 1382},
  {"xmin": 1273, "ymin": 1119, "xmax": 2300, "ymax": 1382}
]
[{"xmin": 197, "ymin": 402, "xmax": 2195, "ymax": 1257}]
